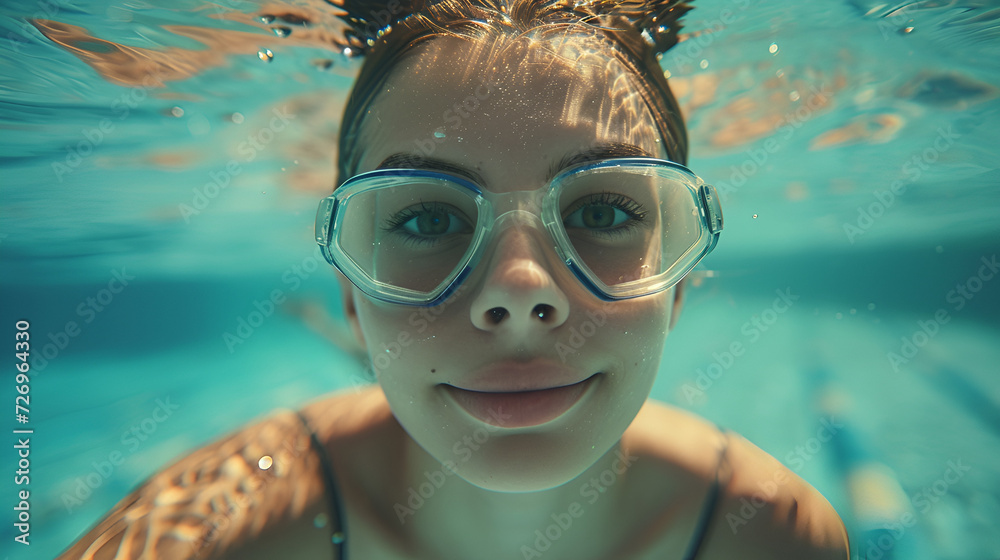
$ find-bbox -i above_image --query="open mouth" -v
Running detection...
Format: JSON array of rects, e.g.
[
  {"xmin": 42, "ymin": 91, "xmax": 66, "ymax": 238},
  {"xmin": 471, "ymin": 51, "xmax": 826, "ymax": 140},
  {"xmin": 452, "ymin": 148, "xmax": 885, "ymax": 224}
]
[{"xmin": 443, "ymin": 373, "xmax": 599, "ymax": 428}]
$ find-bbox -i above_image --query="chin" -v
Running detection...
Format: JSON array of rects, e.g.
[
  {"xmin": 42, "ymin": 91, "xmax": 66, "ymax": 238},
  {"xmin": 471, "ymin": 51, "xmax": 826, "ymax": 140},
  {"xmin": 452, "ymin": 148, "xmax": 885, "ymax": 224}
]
[{"xmin": 441, "ymin": 432, "xmax": 606, "ymax": 493}]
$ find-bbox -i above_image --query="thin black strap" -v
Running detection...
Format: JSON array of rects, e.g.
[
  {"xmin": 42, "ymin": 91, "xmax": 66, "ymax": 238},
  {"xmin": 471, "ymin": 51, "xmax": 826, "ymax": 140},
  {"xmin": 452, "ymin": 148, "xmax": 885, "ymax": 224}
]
[
  {"xmin": 294, "ymin": 410, "xmax": 348, "ymax": 560},
  {"xmin": 681, "ymin": 429, "xmax": 731, "ymax": 560}
]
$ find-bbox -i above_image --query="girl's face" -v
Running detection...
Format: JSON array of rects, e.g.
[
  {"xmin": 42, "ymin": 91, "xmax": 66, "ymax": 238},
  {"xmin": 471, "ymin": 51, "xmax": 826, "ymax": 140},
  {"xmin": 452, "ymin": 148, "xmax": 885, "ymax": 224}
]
[{"xmin": 341, "ymin": 35, "xmax": 683, "ymax": 492}]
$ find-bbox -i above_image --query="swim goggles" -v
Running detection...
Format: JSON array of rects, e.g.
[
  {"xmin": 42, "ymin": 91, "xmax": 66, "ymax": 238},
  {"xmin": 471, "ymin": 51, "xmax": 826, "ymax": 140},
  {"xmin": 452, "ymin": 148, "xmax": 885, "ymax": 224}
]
[{"xmin": 315, "ymin": 158, "xmax": 723, "ymax": 306}]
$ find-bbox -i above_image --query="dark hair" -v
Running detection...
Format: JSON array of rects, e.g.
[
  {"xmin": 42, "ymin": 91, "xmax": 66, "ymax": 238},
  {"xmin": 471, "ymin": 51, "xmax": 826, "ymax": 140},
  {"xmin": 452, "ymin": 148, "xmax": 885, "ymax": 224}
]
[{"xmin": 329, "ymin": 0, "xmax": 693, "ymax": 185}]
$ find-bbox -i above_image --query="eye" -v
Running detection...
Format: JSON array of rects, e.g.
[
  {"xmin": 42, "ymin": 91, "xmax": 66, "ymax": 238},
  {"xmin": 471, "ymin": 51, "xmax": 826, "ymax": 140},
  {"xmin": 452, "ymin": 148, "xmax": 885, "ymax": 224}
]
[
  {"xmin": 565, "ymin": 204, "xmax": 630, "ymax": 229},
  {"xmin": 383, "ymin": 202, "xmax": 472, "ymax": 241},
  {"xmin": 563, "ymin": 192, "xmax": 646, "ymax": 231}
]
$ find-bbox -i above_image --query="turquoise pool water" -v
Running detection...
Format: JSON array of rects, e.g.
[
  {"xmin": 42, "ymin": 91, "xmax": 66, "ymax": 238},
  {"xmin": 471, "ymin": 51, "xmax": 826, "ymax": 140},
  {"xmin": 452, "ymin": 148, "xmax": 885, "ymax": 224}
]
[{"xmin": 1, "ymin": 0, "xmax": 998, "ymax": 558}]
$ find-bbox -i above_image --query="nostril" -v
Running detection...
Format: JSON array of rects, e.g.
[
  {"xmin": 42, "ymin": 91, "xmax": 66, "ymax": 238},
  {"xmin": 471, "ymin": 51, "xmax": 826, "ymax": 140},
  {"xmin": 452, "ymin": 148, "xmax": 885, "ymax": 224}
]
[
  {"xmin": 533, "ymin": 304, "xmax": 555, "ymax": 322},
  {"xmin": 487, "ymin": 307, "xmax": 508, "ymax": 324}
]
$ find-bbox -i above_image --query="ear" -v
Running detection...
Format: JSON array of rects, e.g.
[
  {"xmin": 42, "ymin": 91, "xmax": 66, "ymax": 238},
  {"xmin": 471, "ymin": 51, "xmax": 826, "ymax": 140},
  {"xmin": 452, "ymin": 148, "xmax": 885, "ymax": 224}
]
[
  {"xmin": 668, "ymin": 277, "xmax": 686, "ymax": 331},
  {"xmin": 337, "ymin": 271, "xmax": 367, "ymax": 350}
]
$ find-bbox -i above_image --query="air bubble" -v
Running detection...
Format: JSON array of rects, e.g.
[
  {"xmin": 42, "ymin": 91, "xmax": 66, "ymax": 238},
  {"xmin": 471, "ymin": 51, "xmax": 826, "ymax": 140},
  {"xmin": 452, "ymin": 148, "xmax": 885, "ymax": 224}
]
[
  {"xmin": 769, "ymin": 43, "xmax": 778, "ymax": 54},
  {"xmin": 258, "ymin": 455, "xmax": 273, "ymax": 469},
  {"xmin": 272, "ymin": 26, "xmax": 291, "ymax": 38},
  {"xmin": 259, "ymin": 14, "xmax": 275, "ymax": 24},
  {"xmin": 434, "ymin": 128, "xmax": 446, "ymax": 139},
  {"xmin": 169, "ymin": 106, "xmax": 184, "ymax": 118},
  {"xmin": 258, "ymin": 48, "xmax": 274, "ymax": 62},
  {"xmin": 230, "ymin": 112, "xmax": 245, "ymax": 124}
]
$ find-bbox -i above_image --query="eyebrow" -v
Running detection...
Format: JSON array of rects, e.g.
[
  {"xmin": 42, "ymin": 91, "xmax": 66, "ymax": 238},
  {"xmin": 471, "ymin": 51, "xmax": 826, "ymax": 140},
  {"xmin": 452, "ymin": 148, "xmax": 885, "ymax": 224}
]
[
  {"xmin": 548, "ymin": 143, "xmax": 655, "ymax": 181},
  {"xmin": 375, "ymin": 142, "xmax": 654, "ymax": 187}
]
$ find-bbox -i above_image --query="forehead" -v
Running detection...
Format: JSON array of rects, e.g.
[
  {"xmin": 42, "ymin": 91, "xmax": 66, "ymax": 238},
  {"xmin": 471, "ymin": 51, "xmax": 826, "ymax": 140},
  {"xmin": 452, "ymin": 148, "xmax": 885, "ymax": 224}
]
[{"xmin": 355, "ymin": 34, "xmax": 665, "ymax": 185}]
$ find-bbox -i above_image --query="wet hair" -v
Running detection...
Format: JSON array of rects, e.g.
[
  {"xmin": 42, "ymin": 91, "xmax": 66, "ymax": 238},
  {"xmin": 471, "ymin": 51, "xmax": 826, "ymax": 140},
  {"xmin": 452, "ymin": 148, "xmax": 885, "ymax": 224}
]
[{"xmin": 328, "ymin": 0, "xmax": 694, "ymax": 185}]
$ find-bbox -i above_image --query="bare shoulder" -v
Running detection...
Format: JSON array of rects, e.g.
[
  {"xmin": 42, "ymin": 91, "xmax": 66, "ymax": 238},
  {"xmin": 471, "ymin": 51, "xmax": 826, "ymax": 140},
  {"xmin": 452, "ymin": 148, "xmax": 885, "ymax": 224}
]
[
  {"xmin": 298, "ymin": 385, "xmax": 409, "ymax": 517},
  {"xmin": 702, "ymin": 427, "xmax": 850, "ymax": 559},
  {"xmin": 624, "ymin": 402, "xmax": 850, "ymax": 560},
  {"xmin": 57, "ymin": 408, "xmax": 333, "ymax": 560}
]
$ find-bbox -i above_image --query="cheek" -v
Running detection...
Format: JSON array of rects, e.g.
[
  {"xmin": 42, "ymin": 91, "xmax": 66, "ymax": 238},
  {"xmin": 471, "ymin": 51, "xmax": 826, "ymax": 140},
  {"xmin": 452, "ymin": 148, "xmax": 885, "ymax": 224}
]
[
  {"xmin": 355, "ymin": 298, "xmax": 419, "ymax": 378},
  {"xmin": 355, "ymin": 296, "xmax": 468, "ymax": 382},
  {"xmin": 596, "ymin": 294, "xmax": 672, "ymax": 379},
  {"xmin": 607, "ymin": 293, "xmax": 672, "ymax": 348}
]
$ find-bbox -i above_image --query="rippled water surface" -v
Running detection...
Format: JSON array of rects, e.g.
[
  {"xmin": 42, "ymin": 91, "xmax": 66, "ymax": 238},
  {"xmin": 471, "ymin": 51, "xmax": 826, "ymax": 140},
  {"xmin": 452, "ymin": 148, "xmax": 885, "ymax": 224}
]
[{"xmin": 1, "ymin": 0, "xmax": 999, "ymax": 559}]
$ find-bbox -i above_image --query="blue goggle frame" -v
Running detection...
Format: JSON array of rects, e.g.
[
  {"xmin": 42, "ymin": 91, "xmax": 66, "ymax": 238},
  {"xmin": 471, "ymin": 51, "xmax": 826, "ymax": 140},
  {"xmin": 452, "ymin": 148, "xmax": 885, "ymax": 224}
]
[{"xmin": 315, "ymin": 158, "xmax": 723, "ymax": 306}]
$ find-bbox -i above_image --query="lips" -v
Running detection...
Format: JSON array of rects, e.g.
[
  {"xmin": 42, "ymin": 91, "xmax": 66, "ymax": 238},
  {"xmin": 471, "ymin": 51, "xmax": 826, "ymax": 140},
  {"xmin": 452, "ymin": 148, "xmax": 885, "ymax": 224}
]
[
  {"xmin": 452, "ymin": 360, "xmax": 593, "ymax": 392},
  {"xmin": 444, "ymin": 364, "xmax": 598, "ymax": 428}
]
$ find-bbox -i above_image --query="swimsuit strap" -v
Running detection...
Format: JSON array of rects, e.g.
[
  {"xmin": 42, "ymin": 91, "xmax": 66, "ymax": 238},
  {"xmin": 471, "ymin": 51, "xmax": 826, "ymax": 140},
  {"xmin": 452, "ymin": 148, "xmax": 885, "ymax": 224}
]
[
  {"xmin": 681, "ymin": 426, "xmax": 732, "ymax": 560},
  {"xmin": 294, "ymin": 409, "xmax": 348, "ymax": 560}
]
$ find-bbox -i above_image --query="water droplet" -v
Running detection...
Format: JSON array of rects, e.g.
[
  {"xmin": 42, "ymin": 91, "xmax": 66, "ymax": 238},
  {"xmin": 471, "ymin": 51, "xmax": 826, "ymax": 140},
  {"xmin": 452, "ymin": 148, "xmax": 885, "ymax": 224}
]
[
  {"xmin": 655, "ymin": 53, "xmax": 663, "ymax": 61},
  {"xmin": 901, "ymin": 26, "xmax": 914, "ymax": 34},
  {"xmin": 259, "ymin": 14, "xmax": 275, "ymax": 24},
  {"xmin": 699, "ymin": 59, "xmax": 709, "ymax": 69},
  {"xmin": 752, "ymin": 214, "xmax": 758, "ymax": 218},
  {"xmin": 169, "ymin": 106, "xmax": 184, "ymax": 118},
  {"xmin": 230, "ymin": 112, "xmax": 244, "ymax": 124},
  {"xmin": 850, "ymin": 308, "xmax": 857, "ymax": 315},
  {"xmin": 343, "ymin": 47, "xmax": 353, "ymax": 56},
  {"xmin": 314, "ymin": 513, "xmax": 328, "ymax": 528},
  {"xmin": 835, "ymin": 312, "xmax": 843, "ymax": 320},
  {"xmin": 868, "ymin": 303, "xmax": 876, "ymax": 311},
  {"xmin": 258, "ymin": 48, "xmax": 274, "ymax": 62},
  {"xmin": 769, "ymin": 42, "xmax": 778, "ymax": 54},
  {"xmin": 663, "ymin": 69, "xmax": 671, "ymax": 79},
  {"xmin": 789, "ymin": 90, "xmax": 800, "ymax": 102},
  {"xmin": 434, "ymin": 128, "xmax": 446, "ymax": 139},
  {"xmin": 258, "ymin": 455, "xmax": 273, "ymax": 469},
  {"xmin": 272, "ymin": 26, "xmax": 291, "ymax": 38},
  {"xmin": 332, "ymin": 532, "xmax": 345, "ymax": 544}
]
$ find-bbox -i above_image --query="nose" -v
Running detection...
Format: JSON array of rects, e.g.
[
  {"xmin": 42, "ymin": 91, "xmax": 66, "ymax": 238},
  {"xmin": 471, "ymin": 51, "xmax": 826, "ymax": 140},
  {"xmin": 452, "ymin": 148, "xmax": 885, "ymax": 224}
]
[{"xmin": 469, "ymin": 220, "xmax": 570, "ymax": 333}]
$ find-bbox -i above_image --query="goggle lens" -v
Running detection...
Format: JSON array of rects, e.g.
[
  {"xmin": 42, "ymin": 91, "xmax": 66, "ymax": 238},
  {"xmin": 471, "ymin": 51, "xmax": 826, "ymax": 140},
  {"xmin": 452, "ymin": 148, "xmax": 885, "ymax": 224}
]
[
  {"xmin": 554, "ymin": 165, "xmax": 708, "ymax": 293},
  {"xmin": 337, "ymin": 177, "xmax": 482, "ymax": 295}
]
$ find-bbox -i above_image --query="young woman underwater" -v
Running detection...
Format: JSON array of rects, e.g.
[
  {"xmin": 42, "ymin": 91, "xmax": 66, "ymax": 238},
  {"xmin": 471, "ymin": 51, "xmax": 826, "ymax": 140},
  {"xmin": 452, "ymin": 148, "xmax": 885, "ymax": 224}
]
[{"xmin": 59, "ymin": 0, "xmax": 850, "ymax": 558}]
